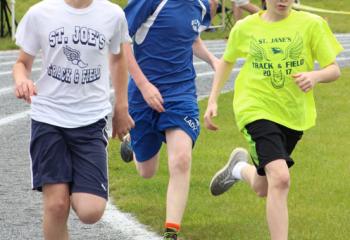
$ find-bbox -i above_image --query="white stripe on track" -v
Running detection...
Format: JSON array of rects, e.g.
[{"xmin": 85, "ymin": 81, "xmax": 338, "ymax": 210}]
[
  {"xmin": 0, "ymin": 86, "xmax": 13, "ymax": 95},
  {"xmin": 0, "ymin": 110, "xmax": 30, "ymax": 127},
  {"xmin": 103, "ymin": 186, "xmax": 161, "ymax": 239},
  {"xmin": 0, "ymin": 59, "xmax": 42, "ymax": 67},
  {"xmin": 0, "ymin": 67, "xmax": 41, "ymax": 77}
]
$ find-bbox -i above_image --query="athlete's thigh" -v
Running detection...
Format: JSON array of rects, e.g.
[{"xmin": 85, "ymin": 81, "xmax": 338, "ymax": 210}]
[
  {"xmin": 165, "ymin": 128, "xmax": 192, "ymax": 157},
  {"xmin": 130, "ymin": 107, "xmax": 163, "ymax": 162},
  {"xmin": 158, "ymin": 100, "xmax": 200, "ymax": 146},
  {"xmin": 30, "ymin": 119, "xmax": 72, "ymax": 191},
  {"xmin": 65, "ymin": 117, "xmax": 109, "ymax": 200}
]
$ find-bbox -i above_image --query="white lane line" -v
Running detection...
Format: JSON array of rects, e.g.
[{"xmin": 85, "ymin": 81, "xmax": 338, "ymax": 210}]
[
  {"xmin": 0, "ymin": 110, "xmax": 30, "ymax": 127},
  {"xmin": 0, "ymin": 55, "xmax": 19, "ymax": 61},
  {"xmin": 337, "ymin": 56, "xmax": 350, "ymax": 61},
  {"xmin": 0, "ymin": 49, "xmax": 20, "ymax": 55},
  {"xmin": 197, "ymin": 68, "xmax": 240, "ymax": 78},
  {"xmin": 0, "ymin": 86, "xmax": 13, "ymax": 95},
  {"xmin": 103, "ymin": 187, "xmax": 161, "ymax": 239},
  {"xmin": 0, "ymin": 59, "xmax": 42, "ymax": 67},
  {"xmin": 0, "ymin": 67, "xmax": 41, "ymax": 77}
]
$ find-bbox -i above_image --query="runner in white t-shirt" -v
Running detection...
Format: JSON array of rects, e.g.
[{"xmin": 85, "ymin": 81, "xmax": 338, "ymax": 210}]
[{"xmin": 12, "ymin": 0, "xmax": 134, "ymax": 238}]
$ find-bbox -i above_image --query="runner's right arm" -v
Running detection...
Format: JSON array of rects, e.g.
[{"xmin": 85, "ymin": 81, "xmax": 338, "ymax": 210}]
[
  {"xmin": 12, "ymin": 51, "xmax": 37, "ymax": 104},
  {"xmin": 123, "ymin": 43, "xmax": 164, "ymax": 113},
  {"xmin": 204, "ymin": 59, "xmax": 234, "ymax": 131},
  {"xmin": 123, "ymin": 0, "xmax": 165, "ymax": 112}
]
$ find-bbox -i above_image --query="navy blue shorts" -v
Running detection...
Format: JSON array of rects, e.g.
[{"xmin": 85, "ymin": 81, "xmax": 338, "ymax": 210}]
[
  {"xmin": 243, "ymin": 119, "xmax": 303, "ymax": 176},
  {"xmin": 129, "ymin": 100, "xmax": 200, "ymax": 162},
  {"xmin": 30, "ymin": 117, "xmax": 109, "ymax": 199}
]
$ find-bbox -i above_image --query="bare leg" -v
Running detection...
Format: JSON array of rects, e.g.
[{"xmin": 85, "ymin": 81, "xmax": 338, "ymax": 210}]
[
  {"xmin": 71, "ymin": 193, "xmax": 107, "ymax": 224},
  {"xmin": 232, "ymin": 2, "xmax": 244, "ymax": 21},
  {"xmin": 240, "ymin": 3, "xmax": 260, "ymax": 14},
  {"xmin": 265, "ymin": 160, "xmax": 290, "ymax": 240},
  {"xmin": 241, "ymin": 159, "xmax": 289, "ymax": 240},
  {"xmin": 165, "ymin": 129, "xmax": 192, "ymax": 224},
  {"xmin": 42, "ymin": 184, "xmax": 70, "ymax": 240},
  {"xmin": 241, "ymin": 164, "xmax": 268, "ymax": 197},
  {"xmin": 134, "ymin": 153, "xmax": 160, "ymax": 179}
]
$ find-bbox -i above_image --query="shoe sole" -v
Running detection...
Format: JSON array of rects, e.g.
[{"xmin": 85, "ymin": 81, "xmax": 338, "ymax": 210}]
[
  {"xmin": 120, "ymin": 134, "xmax": 134, "ymax": 163},
  {"xmin": 120, "ymin": 140, "xmax": 133, "ymax": 162},
  {"xmin": 209, "ymin": 147, "xmax": 248, "ymax": 196}
]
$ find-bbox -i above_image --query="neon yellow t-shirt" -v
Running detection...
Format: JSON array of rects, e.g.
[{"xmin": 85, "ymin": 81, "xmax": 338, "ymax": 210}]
[{"xmin": 223, "ymin": 10, "xmax": 343, "ymax": 131}]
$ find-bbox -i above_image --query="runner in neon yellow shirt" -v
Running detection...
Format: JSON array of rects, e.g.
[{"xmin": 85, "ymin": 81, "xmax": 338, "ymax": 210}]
[{"xmin": 204, "ymin": 0, "xmax": 343, "ymax": 239}]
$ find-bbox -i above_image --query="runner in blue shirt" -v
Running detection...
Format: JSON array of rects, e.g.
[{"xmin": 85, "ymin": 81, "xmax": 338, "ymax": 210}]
[{"xmin": 122, "ymin": 0, "xmax": 219, "ymax": 239}]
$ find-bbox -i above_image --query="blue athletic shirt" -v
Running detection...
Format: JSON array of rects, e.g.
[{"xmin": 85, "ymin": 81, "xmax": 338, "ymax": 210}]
[{"xmin": 124, "ymin": 0, "xmax": 211, "ymax": 108}]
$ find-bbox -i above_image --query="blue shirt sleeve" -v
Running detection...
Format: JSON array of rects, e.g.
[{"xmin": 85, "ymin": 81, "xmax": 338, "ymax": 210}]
[
  {"xmin": 124, "ymin": 0, "xmax": 161, "ymax": 37},
  {"xmin": 201, "ymin": 0, "xmax": 211, "ymax": 29}
]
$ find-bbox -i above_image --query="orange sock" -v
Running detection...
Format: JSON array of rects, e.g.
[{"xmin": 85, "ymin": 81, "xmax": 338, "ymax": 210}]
[{"xmin": 165, "ymin": 222, "xmax": 180, "ymax": 232}]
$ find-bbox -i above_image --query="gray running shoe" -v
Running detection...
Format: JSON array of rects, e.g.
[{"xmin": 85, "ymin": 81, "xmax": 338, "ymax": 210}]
[
  {"xmin": 209, "ymin": 148, "xmax": 248, "ymax": 196},
  {"xmin": 120, "ymin": 134, "xmax": 133, "ymax": 163}
]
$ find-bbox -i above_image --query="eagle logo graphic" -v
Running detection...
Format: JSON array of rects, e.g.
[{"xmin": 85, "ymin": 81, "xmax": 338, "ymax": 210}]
[
  {"xmin": 250, "ymin": 33, "xmax": 303, "ymax": 89},
  {"xmin": 191, "ymin": 19, "xmax": 200, "ymax": 32},
  {"xmin": 63, "ymin": 46, "xmax": 88, "ymax": 68}
]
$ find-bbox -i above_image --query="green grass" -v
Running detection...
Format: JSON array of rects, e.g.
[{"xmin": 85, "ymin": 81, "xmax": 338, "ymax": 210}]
[
  {"xmin": 301, "ymin": 0, "xmax": 350, "ymax": 33},
  {"xmin": 109, "ymin": 67, "xmax": 350, "ymax": 240},
  {"xmin": 0, "ymin": 37, "xmax": 17, "ymax": 50},
  {"xmin": 1, "ymin": 0, "xmax": 349, "ymax": 50}
]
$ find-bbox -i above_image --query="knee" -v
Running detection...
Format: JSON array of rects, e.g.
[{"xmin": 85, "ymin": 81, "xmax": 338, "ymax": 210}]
[
  {"xmin": 138, "ymin": 169, "xmax": 156, "ymax": 179},
  {"xmin": 255, "ymin": 188, "xmax": 268, "ymax": 198},
  {"xmin": 45, "ymin": 198, "xmax": 70, "ymax": 220},
  {"xmin": 136, "ymin": 156, "xmax": 158, "ymax": 179},
  {"xmin": 252, "ymin": 182, "xmax": 268, "ymax": 198},
  {"xmin": 270, "ymin": 172, "xmax": 290, "ymax": 191},
  {"xmin": 76, "ymin": 206, "xmax": 105, "ymax": 224},
  {"xmin": 169, "ymin": 151, "xmax": 191, "ymax": 175}
]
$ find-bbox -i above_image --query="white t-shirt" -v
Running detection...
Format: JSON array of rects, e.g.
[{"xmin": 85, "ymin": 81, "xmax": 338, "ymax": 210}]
[{"xmin": 16, "ymin": 0, "xmax": 131, "ymax": 128}]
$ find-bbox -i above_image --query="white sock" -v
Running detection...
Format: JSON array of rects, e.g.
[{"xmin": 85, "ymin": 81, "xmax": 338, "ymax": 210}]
[{"xmin": 232, "ymin": 161, "xmax": 248, "ymax": 180}]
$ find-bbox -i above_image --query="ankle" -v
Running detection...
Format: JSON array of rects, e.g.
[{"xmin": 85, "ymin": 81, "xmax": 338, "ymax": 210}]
[{"xmin": 164, "ymin": 222, "xmax": 180, "ymax": 232}]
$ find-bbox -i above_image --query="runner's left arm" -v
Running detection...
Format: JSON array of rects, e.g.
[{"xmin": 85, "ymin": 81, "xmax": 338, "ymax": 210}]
[
  {"xmin": 192, "ymin": 36, "xmax": 220, "ymax": 71},
  {"xmin": 204, "ymin": 58, "xmax": 235, "ymax": 131},
  {"xmin": 292, "ymin": 62, "xmax": 341, "ymax": 93},
  {"xmin": 110, "ymin": 47, "xmax": 135, "ymax": 141},
  {"xmin": 209, "ymin": 0, "xmax": 219, "ymax": 19},
  {"xmin": 13, "ymin": 51, "xmax": 37, "ymax": 104}
]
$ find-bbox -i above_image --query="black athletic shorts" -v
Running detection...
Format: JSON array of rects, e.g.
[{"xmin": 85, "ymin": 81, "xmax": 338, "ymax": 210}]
[
  {"xmin": 242, "ymin": 119, "xmax": 303, "ymax": 176},
  {"xmin": 30, "ymin": 117, "xmax": 109, "ymax": 199}
]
